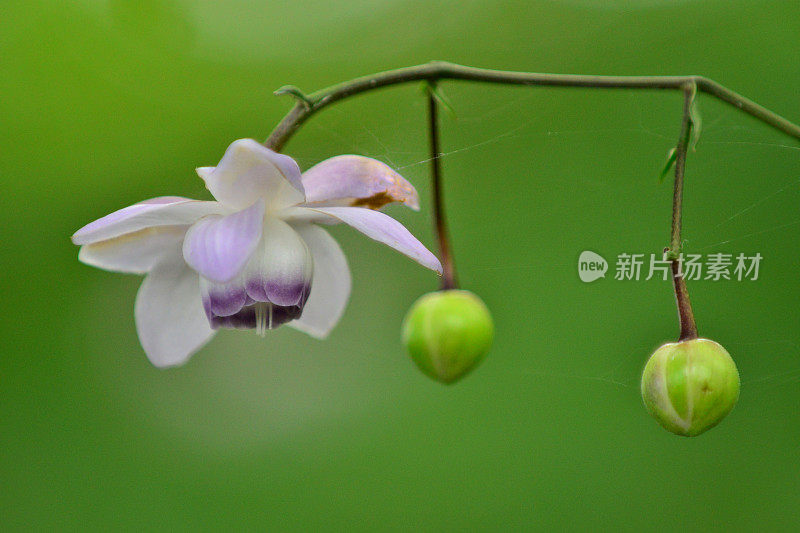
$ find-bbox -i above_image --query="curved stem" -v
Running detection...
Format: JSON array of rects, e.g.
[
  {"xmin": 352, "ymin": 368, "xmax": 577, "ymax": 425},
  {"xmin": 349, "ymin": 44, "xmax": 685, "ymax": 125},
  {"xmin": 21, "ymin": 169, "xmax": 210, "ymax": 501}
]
[
  {"xmin": 669, "ymin": 86, "xmax": 699, "ymax": 341},
  {"xmin": 672, "ymin": 259, "xmax": 698, "ymax": 341},
  {"xmin": 427, "ymin": 83, "xmax": 457, "ymax": 290},
  {"xmin": 670, "ymin": 85, "xmax": 695, "ymax": 257},
  {"xmin": 264, "ymin": 61, "xmax": 800, "ymax": 151}
]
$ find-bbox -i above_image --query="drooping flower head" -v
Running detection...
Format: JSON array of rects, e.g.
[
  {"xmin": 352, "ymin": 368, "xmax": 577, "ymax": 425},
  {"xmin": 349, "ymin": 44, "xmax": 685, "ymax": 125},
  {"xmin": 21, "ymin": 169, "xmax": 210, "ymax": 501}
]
[{"xmin": 72, "ymin": 139, "xmax": 441, "ymax": 367}]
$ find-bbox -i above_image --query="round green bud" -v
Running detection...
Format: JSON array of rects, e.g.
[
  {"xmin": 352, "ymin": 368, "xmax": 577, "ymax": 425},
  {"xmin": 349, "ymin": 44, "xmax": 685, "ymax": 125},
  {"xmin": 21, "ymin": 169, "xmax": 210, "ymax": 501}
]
[
  {"xmin": 401, "ymin": 290, "xmax": 494, "ymax": 384},
  {"xmin": 641, "ymin": 338, "xmax": 740, "ymax": 437}
]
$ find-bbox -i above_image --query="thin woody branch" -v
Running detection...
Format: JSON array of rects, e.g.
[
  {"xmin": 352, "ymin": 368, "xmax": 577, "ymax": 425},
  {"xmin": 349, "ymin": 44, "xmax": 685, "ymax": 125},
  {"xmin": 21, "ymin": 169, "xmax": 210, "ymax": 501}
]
[
  {"xmin": 668, "ymin": 86, "xmax": 699, "ymax": 341},
  {"xmin": 426, "ymin": 83, "xmax": 457, "ymax": 290},
  {"xmin": 264, "ymin": 61, "xmax": 800, "ymax": 151}
]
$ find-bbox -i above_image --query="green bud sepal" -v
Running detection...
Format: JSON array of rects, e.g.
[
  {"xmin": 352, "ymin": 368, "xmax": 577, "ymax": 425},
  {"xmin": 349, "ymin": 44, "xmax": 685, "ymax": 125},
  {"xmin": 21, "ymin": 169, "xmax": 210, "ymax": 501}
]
[
  {"xmin": 402, "ymin": 290, "xmax": 494, "ymax": 384},
  {"xmin": 641, "ymin": 338, "xmax": 740, "ymax": 437}
]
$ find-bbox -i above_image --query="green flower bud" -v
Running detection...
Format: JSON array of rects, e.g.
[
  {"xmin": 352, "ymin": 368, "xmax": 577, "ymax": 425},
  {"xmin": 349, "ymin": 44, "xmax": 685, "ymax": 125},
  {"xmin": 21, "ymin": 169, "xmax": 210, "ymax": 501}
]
[
  {"xmin": 402, "ymin": 290, "xmax": 494, "ymax": 384},
  {"xmin": 641, "ymin": 338, "xmax": 740, "ymax": 437}
]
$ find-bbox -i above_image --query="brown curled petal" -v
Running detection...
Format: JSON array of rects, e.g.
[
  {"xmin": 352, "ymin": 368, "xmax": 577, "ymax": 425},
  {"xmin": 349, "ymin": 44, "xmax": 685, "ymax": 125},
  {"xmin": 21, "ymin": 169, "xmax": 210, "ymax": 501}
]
[{"xmin": 300, "ymin": 155, "xmax": 420, "ymax": 211}]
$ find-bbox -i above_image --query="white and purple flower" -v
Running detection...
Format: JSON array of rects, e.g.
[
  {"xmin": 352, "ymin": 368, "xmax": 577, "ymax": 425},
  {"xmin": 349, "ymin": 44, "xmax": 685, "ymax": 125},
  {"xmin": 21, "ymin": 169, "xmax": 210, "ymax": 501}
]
[{"xmin": 72, "ymin": 139, "xmax": 441, "ymax": 367}]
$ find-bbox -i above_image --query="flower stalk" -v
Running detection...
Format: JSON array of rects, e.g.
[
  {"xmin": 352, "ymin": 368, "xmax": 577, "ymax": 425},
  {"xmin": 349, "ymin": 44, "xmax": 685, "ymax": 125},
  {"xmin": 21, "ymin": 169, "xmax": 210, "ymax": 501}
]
[
  {"xmin": 427, "ymin": 82, "xmax": 457, "ymax": 290},
  {"xmin": 669, "ymin": 250, "xmax": 698, "ymax": 341},
  {"xmin": 668, "ymin": 85, "xmax": 699, "ymax": 341}
]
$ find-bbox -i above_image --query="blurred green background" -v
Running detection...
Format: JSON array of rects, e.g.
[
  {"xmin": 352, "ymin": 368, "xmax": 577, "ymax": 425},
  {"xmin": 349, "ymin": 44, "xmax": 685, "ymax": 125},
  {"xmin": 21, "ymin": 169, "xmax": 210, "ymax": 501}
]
[{"xmin": 3, "ymin": 0, "xmax": 800, "ymax": 530}]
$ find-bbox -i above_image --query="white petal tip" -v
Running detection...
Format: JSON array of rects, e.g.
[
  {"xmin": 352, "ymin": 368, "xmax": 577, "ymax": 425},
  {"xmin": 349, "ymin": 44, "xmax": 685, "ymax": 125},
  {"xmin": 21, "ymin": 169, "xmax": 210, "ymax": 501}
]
[
  {"xmin": 146, "ymin": 357, "xmax": 189, "ymax": 369},
  {"xmin": 289, "ymin": 320, "xmax": 332, "ymax": 339},
  {"xmin": 196, "ymin": 166, "xmax": 214, "ymax": 179}
]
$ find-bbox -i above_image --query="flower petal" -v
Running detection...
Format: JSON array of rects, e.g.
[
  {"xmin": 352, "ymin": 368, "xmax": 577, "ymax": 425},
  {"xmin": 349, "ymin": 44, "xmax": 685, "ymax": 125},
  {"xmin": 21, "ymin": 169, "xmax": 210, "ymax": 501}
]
[
  {"xmin": 182, "ymin": 200, "xmax": 265, "ymax": 283},
  {"xmin": 207, "ymin": 307, "xmax": 257, "ymax": 330},
  {"xmin": 293, "ymin": 207, "xmax": 442, "ymax": 274},
  {"xmin": 134, "ymin": 247, "xmax": 215, "ymax": 368},
  {"xmin": 244, "ymin": 217, "xmax": 312, "ymax": 307},
  {"xmin": 197, "ymin": 139, "xmax": 305, "ymax": 210},
  {"xmin": 199, "ymin": 275, "xmax": 248, "ymax": 317},
  {"xmin": 72, "ymin": 196, "xmax": 225, "ymax": 245},
  {"xmin": 206, "ymin": 303, "xmax": 303, "ymax": 331},
  {"xmin": 289, "ymin": 224, "xmax": 351, "ymax": 339},
  {"xmin": 300, "ymin": 155, "xmax": 419, "ymax": 210},
  {"xmin": 78, "ymin": 225, "xmax": 188, "ymax": 274}
]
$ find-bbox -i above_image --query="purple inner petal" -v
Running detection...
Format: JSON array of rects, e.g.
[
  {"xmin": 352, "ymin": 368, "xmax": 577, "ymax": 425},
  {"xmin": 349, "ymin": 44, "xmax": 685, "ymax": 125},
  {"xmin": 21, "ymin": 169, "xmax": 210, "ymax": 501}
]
[
  {"xmin": 206, "ymin": 285, "xmax": 248, "ymax": 317},
  {"xmin": 265, "ymin": 280, "xmax": 308, "ymax": 307},
  {"xmin": 202, "ymin": 273, "xmax": 310, "ymax": 333},
  {"xmin": 206, "ymin": 302, "xmax": 304, "ymax": 331}
]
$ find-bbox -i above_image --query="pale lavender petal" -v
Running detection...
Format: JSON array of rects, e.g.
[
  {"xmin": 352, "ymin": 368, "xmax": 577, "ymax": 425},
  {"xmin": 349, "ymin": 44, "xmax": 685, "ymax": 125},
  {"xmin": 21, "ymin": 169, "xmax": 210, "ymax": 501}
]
[
  {"xmin": 139, "ymin": 196, "xmax": 189, "ymax": 205},
  {"xmin": 197, "ymin": 139, "xmax": 305, "ymax": 211},
  {"xmin": 199, "ymin": 276, "xmax": 248, "ymax": 317},
  {"xmin": 279, "ymin": 206, "xmax": 336, "ymax": 225},
  {"xmin": 182, "ymin": 200, "xmax": 265, "ymax": 283},
  {"xmin": 289, "ymin": 224, "xmax": 351, "ymax": 339},
  {"xmin": 78, "ymin": 225, "xmax": 188, "ymax": 274},
  {"xmin": 134, "ymin": 247, "xmax": 215, "ymax": 368},
  {"xmin": 301, "ymin": 207, "xmax": 442, "ymax": 274},
  {"xmin": 243, "ymin": 217, "xmax": 313, "ymax": 307},
  {"xmin": 301, "ymin": 155, "xmax": 419, "ymax": 210},
  {"xmin": 72, "ymin": 197, "xmax": 225, "ymax": 245}
]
